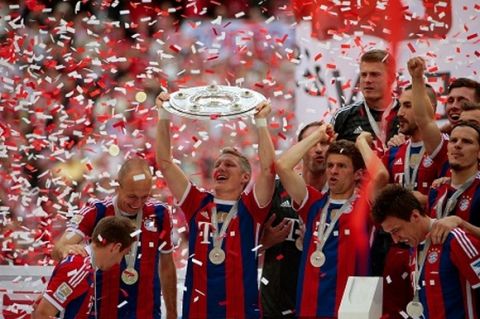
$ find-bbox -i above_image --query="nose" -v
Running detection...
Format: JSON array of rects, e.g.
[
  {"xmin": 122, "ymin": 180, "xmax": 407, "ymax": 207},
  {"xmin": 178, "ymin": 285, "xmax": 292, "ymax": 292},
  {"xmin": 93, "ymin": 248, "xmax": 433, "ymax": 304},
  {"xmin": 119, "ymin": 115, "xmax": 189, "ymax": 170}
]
[
  {"xmin": 314, "ymin": 143, "xmax": 323, "ymax": 153},
  {"xmin": 391, "ymin": 234, "xmax": 400, "ymax": 244},
  {"xmin": 131, "ymin": 197, "xmax": 141, "ymax": 208}
]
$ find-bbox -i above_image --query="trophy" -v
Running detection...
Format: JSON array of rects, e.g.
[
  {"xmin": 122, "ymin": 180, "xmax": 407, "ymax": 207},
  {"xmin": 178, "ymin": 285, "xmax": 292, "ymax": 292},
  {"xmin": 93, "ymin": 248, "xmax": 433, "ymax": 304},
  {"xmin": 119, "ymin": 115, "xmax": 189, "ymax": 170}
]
[{"xmin": 164, "ymin": 84, "xmax": 266, "ymax": 120}]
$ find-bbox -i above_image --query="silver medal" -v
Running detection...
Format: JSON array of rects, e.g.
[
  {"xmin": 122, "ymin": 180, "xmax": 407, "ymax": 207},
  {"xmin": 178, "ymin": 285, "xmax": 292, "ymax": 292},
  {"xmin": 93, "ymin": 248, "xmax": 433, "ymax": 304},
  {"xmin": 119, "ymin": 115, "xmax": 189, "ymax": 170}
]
[
  {"xmin": 209, "ymin": 247, "xmax": 226, "ymax": 265},
  {"xmin": 295, "ymin": 237, "xmax": 303, "ymax": 251},
  {"xmin": 406, "ymin": 300, "xmax": 424, "ymax": 318},
  {"xmin": 310, "ymin": 251, "xmax": 326, "ymax": 268},
  {"xmin": 121, "ymin": 268, "xmax": 139, "ymax": 285}
]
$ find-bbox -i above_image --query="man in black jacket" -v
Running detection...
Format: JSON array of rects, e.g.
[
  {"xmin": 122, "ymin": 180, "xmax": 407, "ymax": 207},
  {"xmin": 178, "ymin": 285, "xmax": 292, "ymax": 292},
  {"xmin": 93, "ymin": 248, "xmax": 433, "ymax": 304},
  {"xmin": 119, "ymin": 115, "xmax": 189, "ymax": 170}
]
[{"xmin": 332, "ymin": 49, "xmax": 399, "ymax": 152}]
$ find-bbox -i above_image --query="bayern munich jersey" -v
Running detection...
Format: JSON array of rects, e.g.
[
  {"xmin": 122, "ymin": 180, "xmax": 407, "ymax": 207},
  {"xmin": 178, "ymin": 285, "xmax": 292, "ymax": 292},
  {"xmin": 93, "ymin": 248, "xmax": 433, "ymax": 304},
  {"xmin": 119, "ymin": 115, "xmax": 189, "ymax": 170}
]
[
  {"xmin": 428, "ymin": 174, "xmax": 480, "ymax": 226},
  {"xmin": 178, "ymin": 183, "xmax": 271, "ymax": 319},
  {"xmin": 382, "ymin": 139, "xmax": 449, "ymax": 195},
  {"xmin": 68, "ymin": 197, "xmax": 173, "ymax": 319},
  {"xmin": 413, "ymin": 228, "xmax": 480, "ymax": 318},
  {"xmin": 43, "ymin": 249, "xmax": 94, "ymax": 319},
  {"xmin": 295, "ymin": 186, "xmax": 371, "ymax": 317}
]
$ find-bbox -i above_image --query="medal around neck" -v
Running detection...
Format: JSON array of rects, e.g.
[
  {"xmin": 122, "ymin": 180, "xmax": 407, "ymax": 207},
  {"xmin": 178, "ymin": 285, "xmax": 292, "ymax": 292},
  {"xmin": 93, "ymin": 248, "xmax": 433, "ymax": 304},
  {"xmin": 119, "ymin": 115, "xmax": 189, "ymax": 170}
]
[
  {"xmin": 406, "ymin": 300, "xmax": 424, "ymax": 318},
  {"xmin": 310, "ymin": 251, "xmax": 326, "ymax": 268},
  {"xmin": 165, "ymin": 84, "xmax": 266, "ymax": 120},
  {"xmin": 209, "ymin": 247, "xmax": 226, "ymax": 265},
  {"xmin": 121, "ymin": 268, "xmax": 139, "ymax": 285},
  {"xmin": 295, "ymin": 237, "xmax": 303, "ymax": 251}
]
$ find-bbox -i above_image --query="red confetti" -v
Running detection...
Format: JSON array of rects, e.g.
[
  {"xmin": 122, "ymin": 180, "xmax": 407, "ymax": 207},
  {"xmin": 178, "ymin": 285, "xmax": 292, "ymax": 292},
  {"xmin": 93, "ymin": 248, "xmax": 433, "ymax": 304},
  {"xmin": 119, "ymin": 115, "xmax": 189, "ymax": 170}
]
[
  {"xmin": 467, "ymin": 33, "xmax": 478, "ymax": 40},
  {"xmin": 407, "ymin": 43, "xmax": 416, "ymax": 53}
]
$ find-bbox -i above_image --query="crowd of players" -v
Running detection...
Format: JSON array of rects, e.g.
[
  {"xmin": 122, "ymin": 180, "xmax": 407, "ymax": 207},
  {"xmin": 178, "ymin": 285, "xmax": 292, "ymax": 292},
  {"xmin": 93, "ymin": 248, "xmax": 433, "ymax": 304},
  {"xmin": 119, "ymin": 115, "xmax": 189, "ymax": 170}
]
[{"xmin": 29, "ymin": 48, "xmax": 480, "ymax": 319}]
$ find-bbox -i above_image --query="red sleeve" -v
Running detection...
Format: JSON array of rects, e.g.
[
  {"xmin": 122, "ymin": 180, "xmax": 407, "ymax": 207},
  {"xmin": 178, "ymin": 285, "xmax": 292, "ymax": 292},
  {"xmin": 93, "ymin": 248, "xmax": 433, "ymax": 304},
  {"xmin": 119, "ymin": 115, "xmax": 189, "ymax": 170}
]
[
  {"xmin": 178, "ymin": 183, "xmax": 210, "ymax": 222},
  {"xmin": 240, "ymin": 189, "xmax": 272, "ymax": 225},
  {"xmin": 449, "ymin": 228, "xmax": 480, "ymax": 289},
  {"xmin": 67, "ymin": 202, "xmax": 99, "ymax": 238},
  {"xmin": 44, "ymin": 256, "xmax": 91, "ymax": 311},
  {"xmin": 296, "ymin": 185, "xmax": 324, "ymax": 221}
]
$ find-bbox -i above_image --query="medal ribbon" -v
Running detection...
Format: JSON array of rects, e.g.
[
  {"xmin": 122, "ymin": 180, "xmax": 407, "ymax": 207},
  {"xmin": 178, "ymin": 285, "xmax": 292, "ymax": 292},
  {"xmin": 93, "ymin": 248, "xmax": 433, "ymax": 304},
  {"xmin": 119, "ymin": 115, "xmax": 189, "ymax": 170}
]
[
  {"xmin": 412, "ymin": 240, "xmax": 431, "ymax": 303},
  {"xmin": 211, "ymin": 202, "xmax": 238, "ymax": 250},
  {"xmin": 403, "ymin": 141, "xmax": 425, "ymax": 190},
  {"xmin": 113, "ymin": 196, "xmax": 143, "ymax": 270},
  {"xmin": 435, "ymin": 174, "xmax": 476, "ymax": 219},
  {"xmin": 314, "ymin": 193, "xmax": 357, "ymax": 254},
  {"xmin": 364, "ymin": 100, "xmax": 396, "ymax": 149}
]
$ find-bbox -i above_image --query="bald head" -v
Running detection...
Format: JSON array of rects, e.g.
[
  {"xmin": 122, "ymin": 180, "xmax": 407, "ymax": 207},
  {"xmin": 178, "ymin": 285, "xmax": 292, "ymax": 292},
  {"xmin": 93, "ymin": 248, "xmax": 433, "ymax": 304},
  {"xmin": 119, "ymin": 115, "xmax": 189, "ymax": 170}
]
[
  {"xmin": 117, "ymin": 158, "xmax": 152, "ymax": 186},
  {"xmin": 116, "ymin": 158, "xmax": 153, "ymax": 214}
]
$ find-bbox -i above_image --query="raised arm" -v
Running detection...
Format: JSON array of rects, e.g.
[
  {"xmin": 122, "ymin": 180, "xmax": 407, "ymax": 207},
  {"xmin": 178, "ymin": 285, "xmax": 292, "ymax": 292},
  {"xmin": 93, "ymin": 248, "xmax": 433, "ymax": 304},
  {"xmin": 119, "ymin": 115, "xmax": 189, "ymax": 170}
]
[
  {"xmin": 155, "ymin": 93, "xmax": 190, "ymax": 201},
  {"xmin": 159, "ymin": 253, "xmax": 177, "ymax": 319},
  {"xmin": 276, "ymin": 124, "xmax": 332, "ymax": 205},
  {"xmin": 408, "ymin": 57, "xmax": 443, "ymax": 155},
  {"xmin": 253, "ymin": 101, "xmax": 276, "ymax": 207},
  {"xmin": 355, "ymin": 131, "xmax": 389, "ymax": 202}
]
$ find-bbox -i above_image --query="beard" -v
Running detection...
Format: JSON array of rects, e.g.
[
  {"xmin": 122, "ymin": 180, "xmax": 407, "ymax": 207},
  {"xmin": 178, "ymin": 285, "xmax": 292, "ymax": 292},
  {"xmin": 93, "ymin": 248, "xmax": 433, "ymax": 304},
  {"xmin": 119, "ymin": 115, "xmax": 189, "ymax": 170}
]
[{"xmin": 399, "ymin": 123, "xmax": 417, "ymax": 137}]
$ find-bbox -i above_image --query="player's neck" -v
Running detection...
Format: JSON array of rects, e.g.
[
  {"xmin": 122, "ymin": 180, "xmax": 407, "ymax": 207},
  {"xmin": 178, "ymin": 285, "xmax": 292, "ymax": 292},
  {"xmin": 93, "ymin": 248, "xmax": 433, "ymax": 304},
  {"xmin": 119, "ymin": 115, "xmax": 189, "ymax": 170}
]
[
  {"xmin": 410, "ymin": 130, "xmax": 422, "ymax": 143},
  {"xmin": 366, "ymin": 96, "xmax": 393, "ymax": 111},
  {"xmin": 329, "ymin": 187, "xmax": 354, "ymax": 200},
  {"xmin": 451, "ymin": 166, "xmax": 478, "ymax": 186},
  {"xmin": 303, "ymin": 170, "xmax": 326, "ymax": 192},
  {"xmin": 214, "ymin": 189, "xmax": 242, "ymax": 201},
  {"xmin": 419, "ymin": 217, "xmax": 434, "ymax": 242}
]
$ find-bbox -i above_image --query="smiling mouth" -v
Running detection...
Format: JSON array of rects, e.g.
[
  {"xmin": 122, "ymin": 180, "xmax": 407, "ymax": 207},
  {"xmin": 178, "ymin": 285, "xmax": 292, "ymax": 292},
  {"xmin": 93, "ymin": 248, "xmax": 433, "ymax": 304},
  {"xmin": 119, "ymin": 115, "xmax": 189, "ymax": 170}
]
[{"xmin": 449, "ymin": 113, "xmax": 461, "ymax": 121}]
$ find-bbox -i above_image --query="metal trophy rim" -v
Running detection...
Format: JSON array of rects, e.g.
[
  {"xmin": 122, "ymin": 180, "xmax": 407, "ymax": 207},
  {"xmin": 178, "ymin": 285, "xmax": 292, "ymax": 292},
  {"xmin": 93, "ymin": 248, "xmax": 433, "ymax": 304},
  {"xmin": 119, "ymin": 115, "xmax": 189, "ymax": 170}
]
[{"xmin": 164, "ymin": 84, "xmax": 266, "ymax": 120}]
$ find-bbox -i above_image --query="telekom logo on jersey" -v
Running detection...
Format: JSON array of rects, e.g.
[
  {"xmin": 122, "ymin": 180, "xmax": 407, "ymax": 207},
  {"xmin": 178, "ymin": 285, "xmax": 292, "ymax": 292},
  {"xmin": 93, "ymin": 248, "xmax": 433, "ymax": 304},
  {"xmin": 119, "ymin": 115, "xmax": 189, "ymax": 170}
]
[{"xmin": 197, "ymin": 218, "xmax": 303, "ymax": 244}]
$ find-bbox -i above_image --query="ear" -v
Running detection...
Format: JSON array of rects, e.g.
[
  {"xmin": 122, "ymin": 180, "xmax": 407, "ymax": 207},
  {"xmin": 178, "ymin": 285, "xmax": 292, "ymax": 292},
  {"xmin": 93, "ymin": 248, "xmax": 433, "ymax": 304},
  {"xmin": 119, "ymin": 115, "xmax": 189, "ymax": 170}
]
[
  {"xmin": 409, "ymin": 209, "xmax": 421, "ymax": 223},
  {"xmin": 109, "ymin": 242, "xmax": 122, "ymax": 254},
  {"xmin": 354, "ymin": 169, "xmax": 364, "ymax": 183},
  {"xmin": 241, "ymin": 172, "xmax": 251, "ymax": 185}
]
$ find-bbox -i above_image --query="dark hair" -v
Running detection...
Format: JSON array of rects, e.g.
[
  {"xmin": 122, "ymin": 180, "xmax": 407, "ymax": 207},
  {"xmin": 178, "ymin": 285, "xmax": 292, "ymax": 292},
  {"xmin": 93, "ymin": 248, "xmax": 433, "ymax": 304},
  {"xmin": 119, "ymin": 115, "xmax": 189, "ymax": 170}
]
[
  {"xmin": 451, "ymin": 121, "xmax": 480, "ymax": 144},
  {"xmin": 448, "ymin": 78, "xmax": 480, "ymax": 102},
  {"xmin": 461, "ymin": 101, "xmax": 480, "ymax": 112},
  {"xmin": 326, "ymin": 140, "xmax": 365, "ymax": 171},
  {"xmin": 92, "ymin": 216, "xmax": 136, "ymax": 251},
  {"xmin": 297, "ymin": 121, "xmax": 324, "ymax": 142},
  {"xmin": 372, "ymin": 184, "xmax": 424, "ymax": 224},
  {"xmin": 403, "ymin": 83, "xmax": 438, "ymax": 108}
]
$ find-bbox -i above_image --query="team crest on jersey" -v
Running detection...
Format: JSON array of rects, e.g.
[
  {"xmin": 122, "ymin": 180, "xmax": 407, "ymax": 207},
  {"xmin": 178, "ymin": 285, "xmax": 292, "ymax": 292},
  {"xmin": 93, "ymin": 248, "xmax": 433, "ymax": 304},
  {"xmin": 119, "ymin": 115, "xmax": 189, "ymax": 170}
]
[
  {"xmin": 70, "ymin": 214, "xmax": 83, "ymax": 225},
  {"xmin": 427, "ymin": 250, "xmax": 439, "ymax": 264},
  {"xmin": 144, "ymin": 218, "xmax": 157, "ymax": 232},
  {"xmin": 460, "ymin": 197, "xmax": 471, "ymax": 211},
  {"xmin": 54, "ymin": 282, "xmax": 73, "ymax": 303},
  {"xmin": 422, "ymin": 157, "xmax": 433, "ymax": 168},
  {"xmin": 470, "ymin": 257, "xmax": 480, "ymax": 276}
]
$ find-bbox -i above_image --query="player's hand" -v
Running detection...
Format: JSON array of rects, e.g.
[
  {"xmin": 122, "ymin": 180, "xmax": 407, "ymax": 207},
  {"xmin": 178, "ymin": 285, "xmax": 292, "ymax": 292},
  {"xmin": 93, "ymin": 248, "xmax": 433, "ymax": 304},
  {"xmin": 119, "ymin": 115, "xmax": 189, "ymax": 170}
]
[
  {"xmin": 431, "ymin": 176, "xmax": 451, "ymax": 189},
  {"xmin": 155, "ymin": 92, "xmax": 170, "ymax": 109},
  {"xmin": 260, "ymin": 214, "xmax": 292, "ymax": 250},
  {"xmin": 62, "ymin": 244, "xmax": 88, "ymax": 258},
  {"xmin": 427, "ymin": 216, "xmax": 462, "ymax": 245},
  {"xmin": 387, "ymin": 133, "xmax": 406, "ymax": 148},
  {"xmin": 254, "ymin": 100, "xmax": 272, "ymax": 119},
  {"xmin": 407, "ymin": 57, "xmax": 426, "ymax": 79},
  {"xmin": 355, "ymin": 131, "xmax": 373, "ymax": 147}
]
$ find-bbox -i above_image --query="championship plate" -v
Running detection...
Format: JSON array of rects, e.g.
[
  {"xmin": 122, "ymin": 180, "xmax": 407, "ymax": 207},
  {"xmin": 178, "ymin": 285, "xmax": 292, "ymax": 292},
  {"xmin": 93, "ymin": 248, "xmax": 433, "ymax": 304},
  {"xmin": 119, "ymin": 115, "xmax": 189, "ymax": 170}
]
[{"xmin": 164, "ymin": 84, "xmax": 266, "ymax": 120}]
